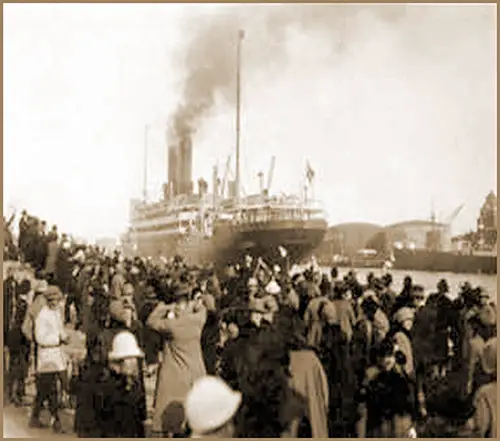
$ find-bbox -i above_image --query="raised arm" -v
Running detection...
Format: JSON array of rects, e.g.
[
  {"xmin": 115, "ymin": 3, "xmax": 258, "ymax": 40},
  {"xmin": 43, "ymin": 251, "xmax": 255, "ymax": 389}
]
[{"xmin": 146, "ymin": 302, "xmax": 174, "ymax": 334}]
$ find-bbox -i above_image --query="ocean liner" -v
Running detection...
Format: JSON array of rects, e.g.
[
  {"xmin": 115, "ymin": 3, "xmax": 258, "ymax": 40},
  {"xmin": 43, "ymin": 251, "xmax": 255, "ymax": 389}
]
[{"xmin": 126, "ymin": 30, "xmax": 328, "ymax": 266}]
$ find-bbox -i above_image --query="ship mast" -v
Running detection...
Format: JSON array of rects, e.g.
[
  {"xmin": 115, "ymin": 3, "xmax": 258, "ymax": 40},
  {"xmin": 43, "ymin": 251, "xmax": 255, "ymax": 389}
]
[
  {"xmin": 235, "ymin": 29, "xmax": 244, "ymax": 205},
  {"xmin": 143, "ymin": 124, "xmax": 149, "ymax": 202}
]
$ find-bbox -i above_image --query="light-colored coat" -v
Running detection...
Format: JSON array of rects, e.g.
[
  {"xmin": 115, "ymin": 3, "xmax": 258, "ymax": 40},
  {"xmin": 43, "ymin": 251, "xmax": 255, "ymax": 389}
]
[
  {"xmin": 332, "ymin": 299, "xmax": 356, "ymax": 343},
  {"xmin": 303, "ymin": 296, "xmax": 331, "ymax": 349},
  {"xmin": 288, "ymin": 349, "xmax": 329, "ymax": 438},
  {"xmin": 394, "ymin": 331, "xmax": 414, "ymax": 378},
  {"xmin": 147, "ymin": 302, "xmax": 207, "ymax": 435},
  {"xmin": 473, "ymin": 381, "xmax": 497, "ymax": 438},
  {"xmin": 34, "ymin": 305, "xmax": 68, "ymax": 373}
]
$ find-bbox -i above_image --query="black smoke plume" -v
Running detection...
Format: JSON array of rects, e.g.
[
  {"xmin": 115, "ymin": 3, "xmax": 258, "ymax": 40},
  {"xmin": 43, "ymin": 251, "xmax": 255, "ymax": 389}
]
[{"xmin": 168, "ymin": 4, "xmax": 409, "ymax": 145}]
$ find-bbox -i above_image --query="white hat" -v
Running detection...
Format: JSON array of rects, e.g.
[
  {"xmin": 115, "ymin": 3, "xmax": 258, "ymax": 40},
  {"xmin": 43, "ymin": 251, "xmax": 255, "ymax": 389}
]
[
  {"xmin": 265, "ymin": 280, "xmax": 281, "ymax": 295},
  {"xmin": 108, "ymin": 331, "xmax": 144, "ymax": 360},
  {"xmin": 36, "ymin": 279, "xmax": 48, "ymax": 293},
  {"xmin": 73, "ymin": 249, "xmax": 85, "ymax": 262},
  {"xmin": 394, "ymin": 307, "xmax": 415, "ymax": 324},
  {"xmin": 247, "ymin": 277, "xmax": 259, "ymax": 288},
  {"xmin": 186, "ymin": 376, "xmax": 242, "ymax": 435}
]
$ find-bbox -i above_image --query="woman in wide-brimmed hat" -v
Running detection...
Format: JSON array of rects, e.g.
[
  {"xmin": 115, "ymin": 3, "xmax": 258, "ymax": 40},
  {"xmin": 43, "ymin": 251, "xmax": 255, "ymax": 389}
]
[{"xmin": 147, "ymin": 281, "xmax": 207, "ymax": 437}]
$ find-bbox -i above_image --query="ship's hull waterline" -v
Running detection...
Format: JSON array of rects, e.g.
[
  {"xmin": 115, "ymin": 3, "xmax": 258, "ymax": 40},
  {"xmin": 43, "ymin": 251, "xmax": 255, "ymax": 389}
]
[
  {"xmin": 132, "ymin": 218, "xmax": 328, "ymax": 267},
  {"xmin": 392, "ymin": 248, "xmax": 497, "ymax": 275}
]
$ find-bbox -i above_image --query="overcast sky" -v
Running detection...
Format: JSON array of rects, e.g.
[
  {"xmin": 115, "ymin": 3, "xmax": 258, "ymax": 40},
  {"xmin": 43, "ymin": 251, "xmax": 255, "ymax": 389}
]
[{"xmin": 4, "ymin": 3, "xmax": 497, "ymax": 241}]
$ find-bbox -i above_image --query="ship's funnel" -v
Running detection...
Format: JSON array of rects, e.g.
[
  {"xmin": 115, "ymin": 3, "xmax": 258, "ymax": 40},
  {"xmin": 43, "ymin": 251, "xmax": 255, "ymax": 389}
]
[
  {"xmin": 178, "ymin": 138, "xmax": 193, "ymax": 195},
  {"xmin": 167, "ymin": 134, "xmax": 193, "ymax": 197},
  {"xmin": 167, "ymin": 145, "xmax": 178, "ymax": 197}
]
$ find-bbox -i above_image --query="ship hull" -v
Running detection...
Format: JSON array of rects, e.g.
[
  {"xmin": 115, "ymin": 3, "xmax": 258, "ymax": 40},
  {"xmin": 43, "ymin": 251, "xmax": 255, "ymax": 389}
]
[
  {"xmin": 392, "ymin": 249, "xmax": 497, "ymax": 275},
  {"xmin": 212, "ymin": 218, "xmax": 328, "ymax": 265},
  {"xmin": 132, "ymin": 219, "xmax": 328, "ymax": 267}
]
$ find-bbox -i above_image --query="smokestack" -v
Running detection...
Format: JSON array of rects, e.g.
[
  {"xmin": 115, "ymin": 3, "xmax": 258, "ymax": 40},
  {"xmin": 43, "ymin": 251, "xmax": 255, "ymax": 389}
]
[
  {"xmin": 177, "ymin": 137, "xmax": 193, "ymax": 195},
  {"xmin": 168, "ymin": 145, "xmax": 178, "ymax": 197}
]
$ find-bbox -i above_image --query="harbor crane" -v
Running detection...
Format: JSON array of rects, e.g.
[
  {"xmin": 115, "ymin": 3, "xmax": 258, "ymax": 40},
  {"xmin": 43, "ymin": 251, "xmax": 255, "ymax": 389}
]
[{"xmin": 445, "ymin": 204, "xmax": 465, "ymax": 225}]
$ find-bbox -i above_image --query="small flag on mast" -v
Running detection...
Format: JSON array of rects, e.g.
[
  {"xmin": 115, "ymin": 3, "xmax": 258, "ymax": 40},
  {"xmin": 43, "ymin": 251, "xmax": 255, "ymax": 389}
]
[
  {"xmin": 306, "ymin": 161, "xmax": 315, "ymax": 183},
  {"xmin": 239, "ymin": 30, "xmax": 245, "ymax": 39}
]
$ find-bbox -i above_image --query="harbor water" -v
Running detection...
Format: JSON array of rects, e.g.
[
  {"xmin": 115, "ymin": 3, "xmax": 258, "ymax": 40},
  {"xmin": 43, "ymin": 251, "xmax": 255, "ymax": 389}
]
[{"xmin": 319, "ymin": 266, "xmax": 498, "ymax": 301}]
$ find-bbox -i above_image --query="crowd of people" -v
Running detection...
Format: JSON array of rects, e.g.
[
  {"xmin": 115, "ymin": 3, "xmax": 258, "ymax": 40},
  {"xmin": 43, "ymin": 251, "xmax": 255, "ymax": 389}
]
[{"xmin": 2, "ymin": 210, "xmax": 498, "ymax": 438}]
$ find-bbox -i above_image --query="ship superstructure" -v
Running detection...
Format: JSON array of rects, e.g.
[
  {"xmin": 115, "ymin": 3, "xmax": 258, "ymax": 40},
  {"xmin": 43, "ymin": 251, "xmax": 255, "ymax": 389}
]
[{"xmin": 128, "ymin": 30, "xmax": 328, "ymax": 265}]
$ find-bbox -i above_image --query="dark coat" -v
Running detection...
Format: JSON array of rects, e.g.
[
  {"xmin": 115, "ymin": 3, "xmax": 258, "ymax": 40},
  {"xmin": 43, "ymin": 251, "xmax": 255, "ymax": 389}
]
[
  {"xmin": 7, "ymin": 298, "xmax": 30, "ymax": 353},
  {"xmin": 3, "ymin": 276, "xmax": 16, "ymax": 341},
  {"xmin": 138, "ymin": 300, "xmax": 163, "ymax": 366},
  {"xmin": 200, "ymin": 310, "xmax": 220, "ymax": 375},
  {"xmin": 75, "ymin": 365, "xmax": 146, "ymax": 438},
  {"xmin": 97, "ymin": 370, "xmax": 147, "ymax": 437},
  {"xmin": 55, "ymin": 248, "xmax": 74, "ymax": 292},
  {"xmin": 359, "ymin": 365, "xmax": 416, "ymax": 437}
]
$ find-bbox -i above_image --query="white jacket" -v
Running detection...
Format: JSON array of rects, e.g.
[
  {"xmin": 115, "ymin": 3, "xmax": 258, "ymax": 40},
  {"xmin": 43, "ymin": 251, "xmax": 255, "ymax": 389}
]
[{"xmin": 34, "ymin": 305, "xmax": 68, "ymax": 373}]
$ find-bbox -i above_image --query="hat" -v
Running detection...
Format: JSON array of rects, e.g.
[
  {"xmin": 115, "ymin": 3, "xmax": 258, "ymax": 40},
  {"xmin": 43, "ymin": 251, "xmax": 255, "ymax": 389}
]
[
  {"xmin": 265, "ymin": 280, "xmax": 281, "ymax": 295},
  {"xmin": 145, "ymin": 286, "xmax": 157, "ymax": 300},
  {"xmin": 44, "ymin": 285, "xmax": 63, "ymax": 301},
  {"xmin": 108, "ymin": 331, "xmax": 144, "ymax": 360},
  {"xmin": 437, "ymin": 279, "xmax": 449, "ymax": 293},
  {"xmin": 363, "ymin": 289, "xmax": 380, "ymax": 302},
  {"xmin": 394, "ymin": 307, "xmax": 415, "ymax": 324},
  {"xmin": 373, "ymin": 278, "xmax": 385, "ymax": 291},
  {"xmin": 185, "ymin": 376, "xmax": 242, "ymax": 435},
  {"xmin": 73, "ymin": 249, "xmax": 86, "ymax": 263},
  {"xmin": 481, "ymin": 337, "xmax": 497, "ymax": 375},
  {"xmin": 36, "ymin": 280, "xmax": 48, "ymax": 293},
  {"xmin": 478, "ymin": 305, "xmax": 496, "ymax": 327},
  {"xmin": 247, "ymin": 277, "xmax": 259, "ymax": 288},
  {"xmin": 130, "ymin": 266, "xmax": 140, "ymax": 275}
]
